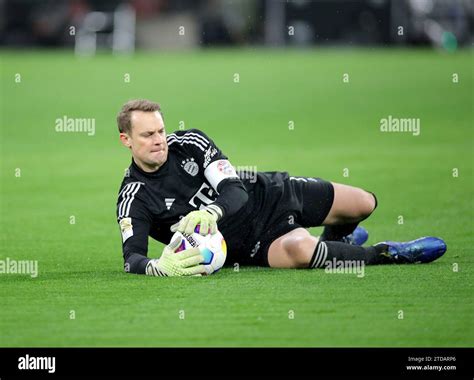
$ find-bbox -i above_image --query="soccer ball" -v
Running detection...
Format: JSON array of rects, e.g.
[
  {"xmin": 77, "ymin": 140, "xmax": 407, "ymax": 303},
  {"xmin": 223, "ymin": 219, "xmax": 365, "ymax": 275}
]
[{"xmin": 172, "ymin": 226, "xmax": 227, "ymax": 275}]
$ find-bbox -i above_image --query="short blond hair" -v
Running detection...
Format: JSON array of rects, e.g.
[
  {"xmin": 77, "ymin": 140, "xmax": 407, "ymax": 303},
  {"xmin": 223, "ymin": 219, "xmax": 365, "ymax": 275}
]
[{"xmin": 117, "ymin": 99, "xmax": 162, "ymax": 134}]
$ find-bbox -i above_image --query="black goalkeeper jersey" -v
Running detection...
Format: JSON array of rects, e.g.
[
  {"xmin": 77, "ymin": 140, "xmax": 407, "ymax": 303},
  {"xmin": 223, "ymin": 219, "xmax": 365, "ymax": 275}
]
[{"xmin": 116, "ymin": 129, "xmax": 305, "ymax": 273}]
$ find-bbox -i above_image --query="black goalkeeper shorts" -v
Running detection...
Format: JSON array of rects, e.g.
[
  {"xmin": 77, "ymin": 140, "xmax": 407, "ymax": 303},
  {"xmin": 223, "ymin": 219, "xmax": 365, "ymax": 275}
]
[{"xmin": 225, "ymin": 175, "xmax": 334, "ymax": 267}]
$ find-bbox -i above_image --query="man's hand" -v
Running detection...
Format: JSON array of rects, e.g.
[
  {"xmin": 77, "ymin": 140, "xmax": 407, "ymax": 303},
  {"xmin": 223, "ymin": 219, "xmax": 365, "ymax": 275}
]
[
  {"xmin": 170, "ymin": 209, "xmax": 219, "ymax": 236},
  {"xmin": 145, "ymin": 236, "xmax": 205, "ymax": 277}
]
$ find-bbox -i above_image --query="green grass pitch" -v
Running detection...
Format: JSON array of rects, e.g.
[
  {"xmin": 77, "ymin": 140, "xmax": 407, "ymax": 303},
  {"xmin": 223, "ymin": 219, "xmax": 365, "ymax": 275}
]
[{"xmin": 0, "ymin": 48, "xmax": 472, "ymax": 347}]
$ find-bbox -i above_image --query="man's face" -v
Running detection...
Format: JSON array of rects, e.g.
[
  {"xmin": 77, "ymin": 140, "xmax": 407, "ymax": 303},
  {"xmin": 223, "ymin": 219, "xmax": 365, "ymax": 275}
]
[{"xmin": 120, "ymin": 110, "xmax": 168, "ymax": 172}]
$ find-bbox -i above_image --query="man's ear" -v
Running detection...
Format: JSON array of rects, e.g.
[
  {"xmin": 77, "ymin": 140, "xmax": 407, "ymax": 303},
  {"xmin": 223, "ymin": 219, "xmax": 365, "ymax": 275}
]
[{"xmin": 119, "ymin": 133, "xmax": 132, "ymax": 149}]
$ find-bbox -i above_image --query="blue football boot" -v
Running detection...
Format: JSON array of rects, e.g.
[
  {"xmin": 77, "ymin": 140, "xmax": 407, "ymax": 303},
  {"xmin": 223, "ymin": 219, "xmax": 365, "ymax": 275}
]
[
  {"xmin": 374, "ymin": 237, "xmax": 447, "ymax": 264},
  {"xmin": 343, "ymin": 226, "xmax": 369, "ymax": 246}
]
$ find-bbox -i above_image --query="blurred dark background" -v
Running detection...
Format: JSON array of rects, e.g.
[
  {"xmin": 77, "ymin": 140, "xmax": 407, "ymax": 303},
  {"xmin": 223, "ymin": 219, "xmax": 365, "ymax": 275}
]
[{"xmin": 0, "ymin": 0, "xmax": 472, "ymax": 53}]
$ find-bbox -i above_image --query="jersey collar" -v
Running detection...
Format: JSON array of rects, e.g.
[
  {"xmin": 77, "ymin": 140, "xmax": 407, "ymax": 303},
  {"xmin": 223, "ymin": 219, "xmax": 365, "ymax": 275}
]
[{"xmin": 131, "ymin": 157, "xmax": 169, "ymax": 178}]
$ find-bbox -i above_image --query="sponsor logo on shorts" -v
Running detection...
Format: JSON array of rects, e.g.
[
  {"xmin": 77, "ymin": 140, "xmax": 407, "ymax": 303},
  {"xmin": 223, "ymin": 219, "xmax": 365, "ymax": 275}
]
[{"xmin": 250, "ymin": 241, "xmax": 261, "ymax": 258}]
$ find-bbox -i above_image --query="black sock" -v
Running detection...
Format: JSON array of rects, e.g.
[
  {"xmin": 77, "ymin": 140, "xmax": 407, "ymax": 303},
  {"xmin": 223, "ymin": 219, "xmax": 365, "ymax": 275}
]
[
  {"xmin": 320, "ymin": 223, "xmax": 359, "ymax": 242},
  {"xmin": 309, "ymin": 240, "xmax": 391, "ymax": 268}
]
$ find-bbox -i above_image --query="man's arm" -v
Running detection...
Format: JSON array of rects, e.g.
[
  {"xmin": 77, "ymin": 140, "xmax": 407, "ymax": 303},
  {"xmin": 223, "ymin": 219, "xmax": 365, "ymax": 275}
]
[
  {"xmin": 120, "ymin": 217, "xmax": 205, "ymax": 277},
  {"xmin": 172, "ymin": 177, "xmax": 248, "ymax": 236},
  {"xmin": 169, "ymin": 129, "xmax": 249, "ymax": 235},
  {"xmin": 206, "ymin": 178, "xmax": 248, "ymax": 223},
  {"xmin": 117, "ymin": 183, "xmax": 205, "ymax": 276},
  {"xmin": 119, "ymin": 213, "xmax": 152, "ymax": 274}
]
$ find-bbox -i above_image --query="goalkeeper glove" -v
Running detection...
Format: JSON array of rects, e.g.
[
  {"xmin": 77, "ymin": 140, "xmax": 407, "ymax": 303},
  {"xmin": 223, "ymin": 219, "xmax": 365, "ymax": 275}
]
[
  {"xmin": 170, "ymin": 205, "xmax": 222, "ymax": 236},
  {"xmin": 145, "ymin": 236, "xmax": 205, "ymax": 277}
]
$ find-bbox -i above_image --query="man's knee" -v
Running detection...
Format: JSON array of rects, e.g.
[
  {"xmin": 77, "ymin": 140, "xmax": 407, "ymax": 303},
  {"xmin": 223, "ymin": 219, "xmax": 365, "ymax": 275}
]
[
  {"xmin": 282, "ymin": 235, "xmax": 318, "ymax": 268},
  {"xmin": 327, "ymin": 183, "xmax": 378, "ymax": 224},
  {"xmin": 358, "ymin": 190, "xmax": 377, "ymax": 220}
]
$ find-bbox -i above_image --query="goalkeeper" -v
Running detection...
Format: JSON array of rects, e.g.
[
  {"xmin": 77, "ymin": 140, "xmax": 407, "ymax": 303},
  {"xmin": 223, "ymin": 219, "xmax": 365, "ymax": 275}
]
[{"xmin": 115, "ymin": 99, "xmax": 447, "ymax": 277}]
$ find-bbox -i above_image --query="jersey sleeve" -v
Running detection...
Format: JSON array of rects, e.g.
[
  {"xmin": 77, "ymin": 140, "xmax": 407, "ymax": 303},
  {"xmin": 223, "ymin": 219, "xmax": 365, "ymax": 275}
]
[
  {"xmin": 167, "ymin": 128, "xmax": 241, "ymax": 191},
  {"xmin": 116, "ymin": 181, "xmax": 151, "ymax": 274},
  {"xmin": 167, "ymin": 129, "xmax": 248, "ymax": 222}
]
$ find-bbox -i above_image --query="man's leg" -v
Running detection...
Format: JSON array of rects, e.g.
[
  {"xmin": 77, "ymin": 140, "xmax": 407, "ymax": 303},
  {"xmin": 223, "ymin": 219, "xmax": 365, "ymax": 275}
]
[
  {"xmin": 267, "ymin": 228, "xmax": 446, "ymax": 269},
  {"xmin": 320, "ymin": 182, "xmax": 377, "ymax": 242},
  {"xmin": 267, "ymin": 228, "xmax": 318, "ymax": 268},
  {"xmin": 267, "ymin": 228, "xmax": 389, "ymax": 268}
]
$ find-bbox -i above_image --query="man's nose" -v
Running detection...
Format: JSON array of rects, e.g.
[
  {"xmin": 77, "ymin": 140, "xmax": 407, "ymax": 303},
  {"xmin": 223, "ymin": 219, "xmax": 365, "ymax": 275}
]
[{"xmin": 153, "ymin": 133, "xmax": 164, "ymax": 145}]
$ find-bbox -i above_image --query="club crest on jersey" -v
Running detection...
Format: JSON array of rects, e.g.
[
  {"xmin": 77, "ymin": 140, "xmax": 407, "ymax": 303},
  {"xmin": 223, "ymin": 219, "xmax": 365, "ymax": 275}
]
[{"xmin": 181, "ymin": 158, "xmax": 199, "ymax": 176}]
